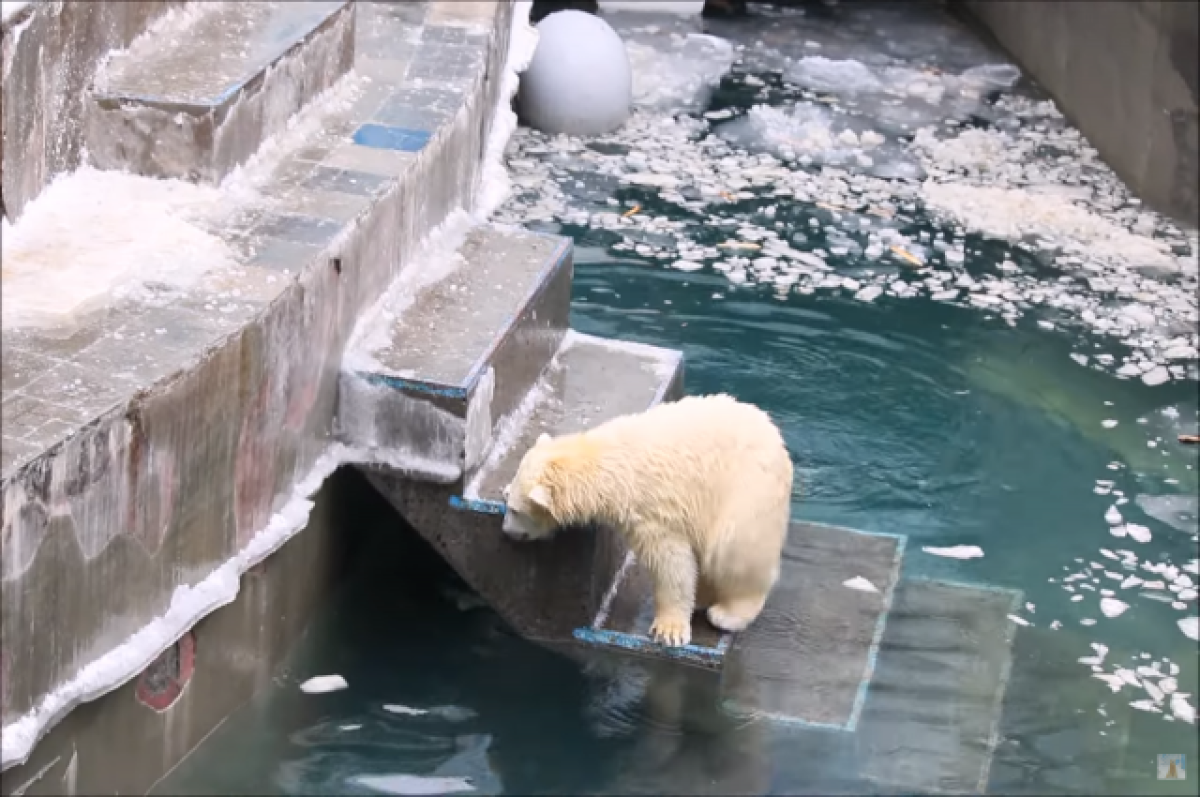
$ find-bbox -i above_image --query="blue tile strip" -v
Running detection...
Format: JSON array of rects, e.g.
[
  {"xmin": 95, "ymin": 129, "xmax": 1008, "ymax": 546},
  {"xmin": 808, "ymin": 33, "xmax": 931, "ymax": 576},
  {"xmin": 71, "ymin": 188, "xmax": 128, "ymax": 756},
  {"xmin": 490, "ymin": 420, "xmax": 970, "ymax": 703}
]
[
  {"xmin": 356, "ymin": 372, "xmax": 468, "ymax": 399},
  {"xmin": 448, "ymin": 495, "xmax": 506, "ymax": 515},
  {"xmin": 353, "ymin": 123, "xmax": 432, "ymax": 153},
  {"xmin": 573, "ymin": 627, "xmax": 729, "ymax": 669}
]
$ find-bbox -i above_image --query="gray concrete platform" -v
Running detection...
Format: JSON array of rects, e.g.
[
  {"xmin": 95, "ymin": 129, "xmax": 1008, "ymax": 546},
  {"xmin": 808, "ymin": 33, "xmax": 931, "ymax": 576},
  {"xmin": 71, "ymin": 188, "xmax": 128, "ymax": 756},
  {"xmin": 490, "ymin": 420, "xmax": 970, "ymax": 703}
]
[
  {"xmin": 86, "ymin": 1, "xmax": 355, "ymax": 183},
  {"xmin": 336, "ymin": 224, "xmax": 573, "ymax": 477}
]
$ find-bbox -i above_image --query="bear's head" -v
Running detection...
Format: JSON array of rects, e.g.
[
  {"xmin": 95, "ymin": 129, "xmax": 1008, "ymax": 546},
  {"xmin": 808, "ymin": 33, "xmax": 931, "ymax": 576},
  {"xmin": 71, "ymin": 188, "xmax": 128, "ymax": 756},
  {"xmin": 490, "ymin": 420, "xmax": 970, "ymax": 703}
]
[{"xmin": 502, "ymin": 432, "xmax": 564, "ymax": 541}]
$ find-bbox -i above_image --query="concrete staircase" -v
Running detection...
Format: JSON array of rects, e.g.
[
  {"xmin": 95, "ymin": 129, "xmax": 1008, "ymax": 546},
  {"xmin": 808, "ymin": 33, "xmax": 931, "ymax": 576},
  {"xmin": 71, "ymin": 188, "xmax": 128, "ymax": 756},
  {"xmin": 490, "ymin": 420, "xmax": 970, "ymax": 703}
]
[{"xmin": 86, "ymin": 1, "xmax": 355, "ymax": 183}]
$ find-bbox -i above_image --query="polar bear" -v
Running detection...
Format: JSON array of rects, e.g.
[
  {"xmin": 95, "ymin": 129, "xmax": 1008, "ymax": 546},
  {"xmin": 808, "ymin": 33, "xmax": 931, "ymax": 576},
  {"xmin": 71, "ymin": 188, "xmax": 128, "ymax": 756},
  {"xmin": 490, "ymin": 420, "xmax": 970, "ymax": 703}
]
[{"xmin": 501, "ymin": 393, "xmax": 793, "ymax": 647}]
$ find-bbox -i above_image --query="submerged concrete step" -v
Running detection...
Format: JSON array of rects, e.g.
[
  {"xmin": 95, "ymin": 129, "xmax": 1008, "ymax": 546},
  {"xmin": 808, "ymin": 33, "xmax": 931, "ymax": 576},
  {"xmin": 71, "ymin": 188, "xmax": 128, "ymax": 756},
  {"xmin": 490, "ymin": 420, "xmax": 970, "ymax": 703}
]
[
  {"xmin": 363, "ymin": 330, "xmax": 684, "ymax": 644},
  {"xmin": 85, "ymin": 1, "xmax": 355, "ymax": 183},
  {"xmin": 575, "ymin": 521, "xmax": 906, "ymax": 678},
  {"xmin": 856, "ymin": 577, "xmax": 1021, "ymax": 795},
  {"xmin": 337, "ymin": 224, "xmax": 573, "ymax": 482}
]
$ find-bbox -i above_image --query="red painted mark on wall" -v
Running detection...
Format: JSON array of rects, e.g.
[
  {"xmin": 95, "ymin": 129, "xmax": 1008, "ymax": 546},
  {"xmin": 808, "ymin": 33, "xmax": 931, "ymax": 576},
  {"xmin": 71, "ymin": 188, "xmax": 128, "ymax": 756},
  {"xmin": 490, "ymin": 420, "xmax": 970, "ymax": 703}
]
[
  {"xmin": 135, "ymin": 632, "xmax": 195, "ymax": 712},
  {"xmin": 234, "ymin": 377, "xmax": 280, "ymax": 548}
]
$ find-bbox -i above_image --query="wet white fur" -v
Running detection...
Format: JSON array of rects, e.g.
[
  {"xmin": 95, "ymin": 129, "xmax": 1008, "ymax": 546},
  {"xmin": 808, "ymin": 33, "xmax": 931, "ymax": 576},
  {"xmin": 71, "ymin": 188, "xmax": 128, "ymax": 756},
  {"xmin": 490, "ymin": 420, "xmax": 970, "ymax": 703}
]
[{"xmin": 503, "ymin": 393, "xmax": 794, "ymax": 646}]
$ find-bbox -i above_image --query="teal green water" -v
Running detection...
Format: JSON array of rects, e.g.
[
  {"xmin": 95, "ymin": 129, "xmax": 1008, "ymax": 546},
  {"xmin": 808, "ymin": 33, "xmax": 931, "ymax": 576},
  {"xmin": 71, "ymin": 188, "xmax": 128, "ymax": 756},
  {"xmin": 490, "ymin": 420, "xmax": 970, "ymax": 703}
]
[{"xmin": 159, "ymin": 238, "xmax": 1198, "ymax": 796}]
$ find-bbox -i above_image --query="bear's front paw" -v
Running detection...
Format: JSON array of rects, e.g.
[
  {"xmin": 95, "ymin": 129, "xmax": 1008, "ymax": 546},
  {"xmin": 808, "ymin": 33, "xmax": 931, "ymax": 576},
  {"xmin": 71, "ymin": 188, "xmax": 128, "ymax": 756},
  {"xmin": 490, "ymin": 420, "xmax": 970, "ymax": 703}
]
[{"xmin": 649, "ymin": 613, "xmax": 692, "ymax": 647}]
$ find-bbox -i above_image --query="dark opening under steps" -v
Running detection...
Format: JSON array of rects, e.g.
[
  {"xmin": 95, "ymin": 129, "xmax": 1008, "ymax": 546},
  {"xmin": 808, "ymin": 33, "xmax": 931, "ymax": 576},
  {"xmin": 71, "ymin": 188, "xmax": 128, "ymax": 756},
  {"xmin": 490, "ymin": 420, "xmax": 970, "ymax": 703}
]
[{"xmin": 338, "ymin": 223, "xmax": 1023, "ymax": 795}]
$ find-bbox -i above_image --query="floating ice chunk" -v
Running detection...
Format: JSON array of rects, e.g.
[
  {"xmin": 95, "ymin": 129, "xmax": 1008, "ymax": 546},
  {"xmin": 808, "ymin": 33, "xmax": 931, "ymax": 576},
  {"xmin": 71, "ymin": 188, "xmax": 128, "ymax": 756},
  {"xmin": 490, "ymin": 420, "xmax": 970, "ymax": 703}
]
[
  {"xmin": 350, "ymin": 774, "xmax": 475, "ymax": 795},
  {"xmin": 671, "ymin": 259, "xmax": 704, "ymax": 272},
  {"xmin": 383, "ymin": 704, "xmax": 428, "ymax": 716},
  {"xmin": 1105, "ymin": 506, "xmax": 1123, "ymax": 525},
  {"xmin": 1179, "ymin": 616, "xmax": 1199, "ymax": 641},
  {"xmin": 1125, "ymin": 523, "xmax": 1152, "ymax": 543},
  {"xmin": 341, "ymin": 723, "xmax": 363, "ymax": 731},
  {"xmin": 784, "ymin": 56, "xmax": 882, "ymax": 94},
  {"xmin": 843, "ymin": 576, "xmax": 879, "ymax": 593},
  {"xmin": 1101, "ymin": 420, "xmax": 1118, "ymax": 429},
  {"xmin": 1171, "ymin": 694, "xmax": 1196, "ymax": 724},
  {"xmin": 1100, "ymin": 598, "xmax": 1129, "ymax": 618},
  {"xmin": 958, "ymin": 63, "xmax": 1022, "ymax": 92},
  {"xmin": 854, "ymin": 285, "xmax": 883, "ymax": 302},
  {"xmin": 1129, "ymin": 699, "xmax": 1161, "ymax": 713},
  {"xmin": 922, "ymin": 545, "xmax": 984, "ymax": 559},
  {"xmin": 1007, "ymin": 614, "xmax": 1030, "ymax": 627},
  {"xmin": 626, "ymin": 33, "xmax": 736, "ymax": 114},
  {"xmin": 300, "ymin": 675, "xmax": 348, "ymax": 694},
  {"xmin": 1093, "ymin": 673, "xmax": 1125, "ymax": 692},
  {"xmin": 1115, "ymin": 667, "xmax": 1141, "ymax": 687},
  {"xmin": 1141, "ymin": 366, "xmax": 1171, "ymax": 386}
]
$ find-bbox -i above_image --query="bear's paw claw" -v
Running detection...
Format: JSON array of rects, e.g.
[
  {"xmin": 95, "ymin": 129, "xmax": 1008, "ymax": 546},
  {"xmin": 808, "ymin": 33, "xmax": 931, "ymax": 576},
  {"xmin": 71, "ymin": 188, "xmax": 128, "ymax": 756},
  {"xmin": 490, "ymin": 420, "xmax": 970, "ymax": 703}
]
[{"xmin": 649, "ymin": 615, "xmax": 692, "ymax": 648}]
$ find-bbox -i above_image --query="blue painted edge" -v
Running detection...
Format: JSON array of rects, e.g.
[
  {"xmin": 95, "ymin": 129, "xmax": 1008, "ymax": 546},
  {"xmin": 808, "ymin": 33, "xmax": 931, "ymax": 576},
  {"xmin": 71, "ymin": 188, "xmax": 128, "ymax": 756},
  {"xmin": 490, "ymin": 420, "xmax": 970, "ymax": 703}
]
[
  {"xmin": 844, "ymin": 528, "xmax": 908, "ymax": 734},
  {"xmin": 356, "ymin": 371, "xmax": 468, "ymax": 400},
  {"xmin": 459, "ymin": 235, "xmax": 574, "ymax": 390},
  {"xmin": 353, "ymin": 123, "xmax": 433, "ymax": 153},
  {"xmin": 573, "ymin": 627, "xmax": 727, "ymax": 667},
  {"xmin": 448, "ymin": 495, "xmax": 505, "ymax": 515}
]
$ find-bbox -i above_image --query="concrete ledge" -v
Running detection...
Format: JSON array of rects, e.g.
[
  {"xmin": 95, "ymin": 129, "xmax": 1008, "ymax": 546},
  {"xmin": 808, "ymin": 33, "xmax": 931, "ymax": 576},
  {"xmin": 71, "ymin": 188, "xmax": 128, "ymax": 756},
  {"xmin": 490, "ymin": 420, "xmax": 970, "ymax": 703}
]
[
  {"xmin": 85, "ymin": 2, "xmax": 356, "ymax": 183},
  {"xmin": 1, "ymin": 0, "xmax": 517, "ymax": 772},
  {"xmin": 1, "ymin": 1, "xmax": 188, "ymax": 222}
]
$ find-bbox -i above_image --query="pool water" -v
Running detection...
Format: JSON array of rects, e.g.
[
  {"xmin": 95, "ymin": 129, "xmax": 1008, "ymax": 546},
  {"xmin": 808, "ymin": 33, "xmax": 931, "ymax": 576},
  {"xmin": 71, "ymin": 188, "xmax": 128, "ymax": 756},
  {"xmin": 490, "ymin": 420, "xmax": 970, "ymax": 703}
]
[
  {"xmin": 157, "ymin": 247, "xmax": 1198, "ymax": 796},
  {"xmin": 158, "ymin": 4, "xmax": 1198, "ymax": 795}
]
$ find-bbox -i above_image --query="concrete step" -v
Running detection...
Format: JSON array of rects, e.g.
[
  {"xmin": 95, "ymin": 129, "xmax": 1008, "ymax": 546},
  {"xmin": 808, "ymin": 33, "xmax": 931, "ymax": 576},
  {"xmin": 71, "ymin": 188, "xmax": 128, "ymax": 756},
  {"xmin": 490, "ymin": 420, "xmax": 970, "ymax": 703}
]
[
  {"xmin": 337, "ymin": 224, "xmax": 574, "ymax": 482},
  {"xmin": 856, "ymin": 577, "xmax": 1021, "ymax": 795},
  {"xmin": 85, "ymin": 1, "xmax": 355, "ymax": 183},
  {"xmin": 575, "ymin": 521, "xmax": 906, "ymax": 678},
  {"xmin": 362, "ymin": 330, "xmax": 685, "ymax": 644}
]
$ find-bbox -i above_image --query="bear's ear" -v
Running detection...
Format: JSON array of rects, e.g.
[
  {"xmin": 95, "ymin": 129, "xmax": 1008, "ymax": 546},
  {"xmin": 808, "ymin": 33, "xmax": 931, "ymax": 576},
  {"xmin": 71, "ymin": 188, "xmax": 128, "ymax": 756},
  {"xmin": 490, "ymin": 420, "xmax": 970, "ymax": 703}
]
[
  {"xmin": 527, "ymin": 483, "xmax": 552, "ymax": 511},
  {"xmin": 536, "ymin": 432, "xmax": 552, "ymax": 447}
]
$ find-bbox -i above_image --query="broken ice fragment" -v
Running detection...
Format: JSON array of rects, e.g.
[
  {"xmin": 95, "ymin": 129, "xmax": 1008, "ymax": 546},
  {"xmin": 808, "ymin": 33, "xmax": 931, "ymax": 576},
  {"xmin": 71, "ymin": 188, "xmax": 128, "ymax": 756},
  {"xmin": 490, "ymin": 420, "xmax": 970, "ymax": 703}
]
[
  {"xmin": 1007, "ymin": 614, "xmax": 1030, "ymax": 627},
  {"xmin": 350, "ymin": 774, "xmax": 475, "ymax": 795},
  {"xmin": 1104, "ymin": 506, "xmax": 1123, "ymax": 525},
  {"xmin": 1100, "ymin": 597, "xmax": 1129, "ymax": 618},
  {"xmin": 1125, "ymin": 523, "xmax": 1151, "ymax": 543},
  {"xmin": 1141, "ymin": 366, "xmax": 1171, "ymax": 386},
  {"xmin": 921, "ymin": 545, "xmax": 984, "ymax": 559},
  {"xmin": 1171, "ymin": 694, "xmax": 1196, "ymax": 724},
  {"xmin": 1179, "ymin": 616, "xmax": 1199, "ymax": 640},
  {"xmin": 843, "ymin": 576, "xmax": 879, "ymax": 593},
  {"xmin": 383, "ymin": 704, "xmax": 429, "ymax": 716},
  {"xmin": 1101, "ymin": 419, "xmax": 1118, "ymax": 429},
  {"xmin": 300, "ymin": 675, "xmax": 348, "ymax": 694}
]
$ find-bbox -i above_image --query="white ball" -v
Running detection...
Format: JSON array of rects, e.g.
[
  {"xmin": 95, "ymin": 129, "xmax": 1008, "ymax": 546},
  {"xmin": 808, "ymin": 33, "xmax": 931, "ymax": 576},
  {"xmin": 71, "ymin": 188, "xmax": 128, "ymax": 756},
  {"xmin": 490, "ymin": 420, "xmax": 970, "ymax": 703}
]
[{"xmin": 518, "ymin": 10, "xmax": 632, "ymax": 137}]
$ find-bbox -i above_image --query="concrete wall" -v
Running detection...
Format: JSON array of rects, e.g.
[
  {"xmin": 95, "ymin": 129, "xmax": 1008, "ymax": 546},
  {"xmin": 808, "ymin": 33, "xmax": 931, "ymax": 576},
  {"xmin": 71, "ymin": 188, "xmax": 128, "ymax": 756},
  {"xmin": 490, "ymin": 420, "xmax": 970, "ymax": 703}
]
[
  {"xmin": 0, "ymin": 468, "xmax": 378, "ymax": 796},
  {"xmin": 1, "ymin": 1, "xmax": 186, "ymax": 222},
  {"xmin": 958, "ymin": 0, "xmax": 1199, "ymax": 229},
  {"xmin": 1, "ymin": 0, "xmax": 517, "ymax": 782}
]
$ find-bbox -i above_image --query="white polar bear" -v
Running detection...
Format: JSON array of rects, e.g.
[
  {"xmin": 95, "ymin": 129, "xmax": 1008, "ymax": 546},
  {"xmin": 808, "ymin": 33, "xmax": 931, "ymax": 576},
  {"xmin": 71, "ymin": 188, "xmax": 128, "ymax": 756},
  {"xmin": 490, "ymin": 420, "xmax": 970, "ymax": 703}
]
[{"xmin": 502, "ymin": 393, "xmax": 794, "ymax": 647}]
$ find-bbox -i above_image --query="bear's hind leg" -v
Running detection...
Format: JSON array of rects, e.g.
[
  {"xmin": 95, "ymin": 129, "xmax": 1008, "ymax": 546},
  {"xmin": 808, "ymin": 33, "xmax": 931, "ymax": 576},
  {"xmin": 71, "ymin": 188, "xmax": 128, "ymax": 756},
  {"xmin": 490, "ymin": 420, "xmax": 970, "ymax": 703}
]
[
  {"xmin": 707, "ymin": 593, "xmax": 769, "ymax": 633},
  {"xmin": 703, "ymin": 501, "xmax": 787, "ymax": 634},
  {"xmin": 638, "ymin": 534, "xmax": 699, "ymax": 648}
]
